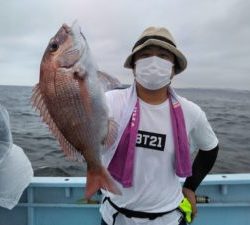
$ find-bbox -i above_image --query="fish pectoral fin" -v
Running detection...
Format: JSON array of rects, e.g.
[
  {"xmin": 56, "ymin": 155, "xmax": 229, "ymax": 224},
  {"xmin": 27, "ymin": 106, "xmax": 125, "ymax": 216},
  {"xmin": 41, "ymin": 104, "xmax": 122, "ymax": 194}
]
[
  {"xmin": 103, "ymin": 119, "xmax": 119, "ymax": 151},
  {"xmin": 85, "ymin": 166, "xmax": 121, "ymax": 199},
  {"xmin": 97, "ymin": 70, "xmax": 122, "ymax": 92}
]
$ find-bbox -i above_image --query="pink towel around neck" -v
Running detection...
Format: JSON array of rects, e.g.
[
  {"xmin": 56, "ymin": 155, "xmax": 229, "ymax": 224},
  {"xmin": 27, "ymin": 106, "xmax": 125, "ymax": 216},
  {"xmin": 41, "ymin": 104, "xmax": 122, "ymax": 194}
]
[{"xmin": 108, "ymin": 87, "xmax": 191, "ymax": 187}]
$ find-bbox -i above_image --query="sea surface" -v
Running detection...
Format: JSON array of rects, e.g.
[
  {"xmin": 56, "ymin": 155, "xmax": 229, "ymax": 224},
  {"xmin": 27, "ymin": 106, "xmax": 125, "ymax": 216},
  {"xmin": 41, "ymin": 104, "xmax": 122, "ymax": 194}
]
[{"xmin": 0, "ymin": 85, "xmax": 250, "ymax": 176}]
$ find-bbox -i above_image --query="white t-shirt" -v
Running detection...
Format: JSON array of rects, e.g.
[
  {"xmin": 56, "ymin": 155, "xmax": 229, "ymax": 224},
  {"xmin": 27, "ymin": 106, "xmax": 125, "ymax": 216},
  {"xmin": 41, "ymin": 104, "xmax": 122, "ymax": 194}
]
[{"xmin": 100, "ymin": 87, "xmax": 218, "ymax": 225}]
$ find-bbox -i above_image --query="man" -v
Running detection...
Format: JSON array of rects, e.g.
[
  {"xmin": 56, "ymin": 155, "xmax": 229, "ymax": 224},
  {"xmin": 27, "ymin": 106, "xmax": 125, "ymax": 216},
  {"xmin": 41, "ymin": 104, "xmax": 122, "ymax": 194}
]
[{"xmin": 100, "ymin": 27, "xmax": 219, "ymax": 225}]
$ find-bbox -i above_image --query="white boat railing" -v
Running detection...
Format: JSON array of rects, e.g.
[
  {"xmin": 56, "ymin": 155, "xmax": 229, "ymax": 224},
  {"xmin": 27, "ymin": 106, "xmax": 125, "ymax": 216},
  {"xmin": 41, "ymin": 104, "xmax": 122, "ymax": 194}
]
[{"xmin": 0, "ymin": 173, "xmax": 250, "ymax": 225}]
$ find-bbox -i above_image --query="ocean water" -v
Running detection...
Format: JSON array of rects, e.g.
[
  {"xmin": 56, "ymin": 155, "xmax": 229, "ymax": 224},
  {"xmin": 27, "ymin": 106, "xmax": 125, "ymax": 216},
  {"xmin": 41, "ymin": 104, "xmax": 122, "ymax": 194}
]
[{"xmin": 0, "ymin": 85, "xmax": 250, "ymax": 176}]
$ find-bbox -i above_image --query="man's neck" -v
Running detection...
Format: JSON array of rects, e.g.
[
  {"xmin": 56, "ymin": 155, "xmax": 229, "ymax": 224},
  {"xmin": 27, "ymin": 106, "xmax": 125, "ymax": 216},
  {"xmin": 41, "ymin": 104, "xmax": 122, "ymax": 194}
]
[{"xmin": 136, "ymin": 83, "xmax": 169, "ymax": 105}]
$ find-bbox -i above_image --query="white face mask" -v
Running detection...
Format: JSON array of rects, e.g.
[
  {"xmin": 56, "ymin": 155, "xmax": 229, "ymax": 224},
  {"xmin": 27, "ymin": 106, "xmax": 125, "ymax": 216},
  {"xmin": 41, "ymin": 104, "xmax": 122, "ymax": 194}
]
[{"xmin": 135, "ymin": 56, "xmax": 173, "ymax": 90}]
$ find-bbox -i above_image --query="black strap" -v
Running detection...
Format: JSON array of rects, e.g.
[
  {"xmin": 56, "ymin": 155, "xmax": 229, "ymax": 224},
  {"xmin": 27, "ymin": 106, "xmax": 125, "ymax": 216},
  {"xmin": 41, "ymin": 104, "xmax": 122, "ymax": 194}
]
[
  {"xmin": 103, "ymin": 197, "xmax": 177, "ymax": 225},
  {"xmin": 112, "ymin": 212, "xmax": 119, "ymax": 225}
]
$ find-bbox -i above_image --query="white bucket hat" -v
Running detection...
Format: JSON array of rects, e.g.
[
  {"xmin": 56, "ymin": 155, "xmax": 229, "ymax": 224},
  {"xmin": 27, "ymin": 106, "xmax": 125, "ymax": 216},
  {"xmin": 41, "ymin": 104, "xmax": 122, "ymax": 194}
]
[
  {"xmin": 0, "ymin": 105, "xmax": 33, "ymax": 210},
  {"xmin": 124, "ymin": 26, "xmax": 187, "ymax": 74}
]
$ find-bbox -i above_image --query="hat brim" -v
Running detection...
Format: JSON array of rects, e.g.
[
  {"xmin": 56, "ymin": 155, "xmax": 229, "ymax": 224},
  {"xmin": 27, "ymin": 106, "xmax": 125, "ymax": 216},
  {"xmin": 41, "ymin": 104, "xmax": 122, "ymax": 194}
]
[
  {"xmin": 124, "ymin": 39, "xmax": 187, "ymax": 75},
  {"xmin": 0, "ymin": 144, "xmax": 33, "ymax": 209}
]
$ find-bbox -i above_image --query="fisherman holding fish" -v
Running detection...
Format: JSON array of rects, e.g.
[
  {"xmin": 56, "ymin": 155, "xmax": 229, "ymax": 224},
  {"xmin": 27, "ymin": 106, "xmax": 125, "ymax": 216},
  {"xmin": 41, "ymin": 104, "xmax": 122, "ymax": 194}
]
[
  {"xmin": 33, "ymin": 23, "xmax": 219, "ymax": 225},
  {"xmin": 99, "ymin": 27, "xmax": 219, "ymax": 225}
]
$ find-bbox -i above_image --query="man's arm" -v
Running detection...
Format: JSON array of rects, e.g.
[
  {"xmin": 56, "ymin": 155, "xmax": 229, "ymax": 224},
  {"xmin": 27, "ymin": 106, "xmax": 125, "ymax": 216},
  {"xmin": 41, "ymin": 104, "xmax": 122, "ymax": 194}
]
[
  {"xmin": 182, "ymin": 145, "xmax": 219, "ymax": 220},
  {"xmin": 184, "ymin": 145, "xmax": 219, "ymax": 191}
]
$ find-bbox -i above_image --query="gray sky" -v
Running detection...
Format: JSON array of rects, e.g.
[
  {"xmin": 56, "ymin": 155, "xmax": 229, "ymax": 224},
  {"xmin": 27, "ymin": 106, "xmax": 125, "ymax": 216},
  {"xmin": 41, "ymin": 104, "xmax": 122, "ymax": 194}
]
[{"xmin": 1, "ymin": 0, "xmax": 250, "ymax": 90}]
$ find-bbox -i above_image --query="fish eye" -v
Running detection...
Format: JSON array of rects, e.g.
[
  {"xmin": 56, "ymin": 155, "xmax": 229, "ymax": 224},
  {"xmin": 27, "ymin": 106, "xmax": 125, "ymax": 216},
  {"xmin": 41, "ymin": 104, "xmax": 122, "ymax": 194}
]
[{"xmin": 49, "ymin": 42, "xmax": 59, "ymax": 52}]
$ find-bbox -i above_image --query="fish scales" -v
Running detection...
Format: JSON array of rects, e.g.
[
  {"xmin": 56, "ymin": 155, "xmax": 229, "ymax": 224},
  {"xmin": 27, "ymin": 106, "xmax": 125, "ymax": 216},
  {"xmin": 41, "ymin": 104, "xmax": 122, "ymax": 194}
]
[{"xmin": 43, "ymin": 74, "xmax": 100, "ymax": 164}]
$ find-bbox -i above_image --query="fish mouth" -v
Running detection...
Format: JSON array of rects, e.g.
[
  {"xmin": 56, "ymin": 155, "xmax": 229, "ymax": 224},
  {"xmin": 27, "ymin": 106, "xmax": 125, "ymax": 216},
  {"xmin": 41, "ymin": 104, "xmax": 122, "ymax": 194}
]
[
  {"xmin": 62, "ymin": 21, "xmax": 82, "ymax": 36},
  {"xmin": 62, "ymin": 23, "xmax": 72, "ymax": 33}
]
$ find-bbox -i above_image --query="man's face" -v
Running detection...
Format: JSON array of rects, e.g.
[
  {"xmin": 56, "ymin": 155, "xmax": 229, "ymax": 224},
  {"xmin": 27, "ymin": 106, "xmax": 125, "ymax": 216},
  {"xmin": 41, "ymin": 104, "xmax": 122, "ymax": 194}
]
[{"xmin": 133, "ymin": 45, "xmax": 175, "ymax": 77}]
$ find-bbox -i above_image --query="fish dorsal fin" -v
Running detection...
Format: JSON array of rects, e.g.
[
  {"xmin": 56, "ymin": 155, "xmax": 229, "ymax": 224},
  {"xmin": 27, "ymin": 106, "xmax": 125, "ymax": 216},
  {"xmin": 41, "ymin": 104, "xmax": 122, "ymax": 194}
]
[
  {"xmin": 103, "ymin": 119, "xmax": 119, "ymax": 151},
  {"xmin": 31, "ymin": 84, "xmax": 84, "ymax": 162},
  {"xmin": 97, "ymin": 70, "xmax": 122, "ymax": 92}
]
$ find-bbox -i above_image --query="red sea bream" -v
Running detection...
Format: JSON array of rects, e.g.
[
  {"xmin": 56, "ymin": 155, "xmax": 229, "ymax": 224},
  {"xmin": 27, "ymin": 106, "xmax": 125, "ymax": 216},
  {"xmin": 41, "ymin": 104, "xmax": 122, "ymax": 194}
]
[{"xmin": 32, "ymin": 22, "xmax": 121, "ymax": 198}]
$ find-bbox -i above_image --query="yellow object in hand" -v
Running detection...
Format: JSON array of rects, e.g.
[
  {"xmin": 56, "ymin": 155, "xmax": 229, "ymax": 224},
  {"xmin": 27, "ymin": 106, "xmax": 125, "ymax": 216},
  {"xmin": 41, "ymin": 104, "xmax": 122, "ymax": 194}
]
[{"xmin": 179, "ymin": 197, "xmax": 192, "ymax": 223}]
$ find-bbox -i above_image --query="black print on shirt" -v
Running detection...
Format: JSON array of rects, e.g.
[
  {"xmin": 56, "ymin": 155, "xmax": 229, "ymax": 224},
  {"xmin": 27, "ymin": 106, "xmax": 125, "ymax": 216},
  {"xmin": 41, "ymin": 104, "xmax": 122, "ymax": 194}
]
[{"xmin": 136, "ymin": 130, "xmax": 166, "ymax": 151}]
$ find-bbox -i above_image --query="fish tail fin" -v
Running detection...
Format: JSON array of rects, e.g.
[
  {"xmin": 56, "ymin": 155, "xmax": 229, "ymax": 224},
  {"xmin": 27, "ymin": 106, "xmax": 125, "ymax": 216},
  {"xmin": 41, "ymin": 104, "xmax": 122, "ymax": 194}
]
[{"xmin": 85, "ymin": 166, "xmax": 121, "ymax": 199}]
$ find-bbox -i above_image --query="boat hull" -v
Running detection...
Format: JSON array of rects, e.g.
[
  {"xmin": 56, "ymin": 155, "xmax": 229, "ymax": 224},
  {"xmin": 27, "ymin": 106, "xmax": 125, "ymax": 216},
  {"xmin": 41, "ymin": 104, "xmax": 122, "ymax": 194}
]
[{"xmin": 0, "ymin": 174, "xmax": 250, "ymax": 225}]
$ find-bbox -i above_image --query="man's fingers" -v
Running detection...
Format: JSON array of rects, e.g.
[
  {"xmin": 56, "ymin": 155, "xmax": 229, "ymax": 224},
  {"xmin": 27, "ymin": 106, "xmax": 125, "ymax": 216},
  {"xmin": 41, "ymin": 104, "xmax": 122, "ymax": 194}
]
[
  {"xmin": 191, "ymin": 203, "xmax": 198, "ymax": 222},
  {"xmin": 182, "ymin": 187, "xmax": 198, "ymax": 222}
]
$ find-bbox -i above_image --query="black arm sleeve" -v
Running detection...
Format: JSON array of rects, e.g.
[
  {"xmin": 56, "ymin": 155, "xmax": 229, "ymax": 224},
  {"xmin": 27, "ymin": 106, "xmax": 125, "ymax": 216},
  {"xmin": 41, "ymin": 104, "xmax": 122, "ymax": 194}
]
[{"xmin": 183, "ymin": 145, "xmax": 219, "ymax": 192}]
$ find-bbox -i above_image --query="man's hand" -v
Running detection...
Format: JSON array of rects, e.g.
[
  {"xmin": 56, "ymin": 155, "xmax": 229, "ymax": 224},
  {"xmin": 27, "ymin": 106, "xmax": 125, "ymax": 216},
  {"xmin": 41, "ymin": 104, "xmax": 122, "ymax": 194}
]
[{"xmin": 182, "ymin": 187, "xmax": 197, "ymax": 222}]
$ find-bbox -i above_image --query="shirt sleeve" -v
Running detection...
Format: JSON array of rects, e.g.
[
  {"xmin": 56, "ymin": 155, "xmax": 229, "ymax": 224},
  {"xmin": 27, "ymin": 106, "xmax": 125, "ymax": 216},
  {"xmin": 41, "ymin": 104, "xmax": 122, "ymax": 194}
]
[{"xmin": 189, "ymin": 110, "xmax": 218, "ymax": 152}]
